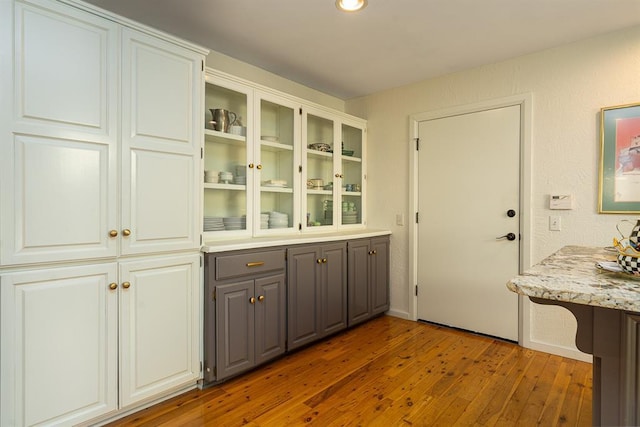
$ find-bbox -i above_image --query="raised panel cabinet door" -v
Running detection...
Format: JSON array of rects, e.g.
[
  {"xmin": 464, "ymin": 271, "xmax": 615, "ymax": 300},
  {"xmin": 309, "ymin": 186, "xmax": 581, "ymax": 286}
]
[
  {"xmin": 10, "ymin": 0, "xmax": 118, "ymax": 141},
  {"xmin": 321, "ymin": 243, "xmax": 347, "ymax": 335},
  {"xmin": 121, "ymin": 28, "xmax": 203, "ymax": 254},
  {"xmin": 347, "ymin": 239, "xmax": 371, "ymax": 326},
  {"xmin": 254, "ymin": 274, "xmax": 286, "ymax": 365},
  {"xmin": 287, "ymin": 246, "xmax": 322, "ymax": 350},
  {"xmin": 1, "ymin": 134, "xmax": 117, "ymax": 265},
  {"xmin": 371, "ymin": 237, "xmax": 390, "ymax": 315},
  {"xmin": 0, "ymin": 264, "xmax": 118, "ymax": 427},
  {"xmin": 119, "ymin": 254, "xmax": 200, "ymax": 408},
  {"xmin": 215, "ymin": 280, "xmax": 255, "ymax": 381}
]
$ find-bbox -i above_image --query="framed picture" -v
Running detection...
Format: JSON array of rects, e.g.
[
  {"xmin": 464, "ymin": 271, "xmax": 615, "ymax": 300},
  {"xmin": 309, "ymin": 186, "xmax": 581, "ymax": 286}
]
[{"xmin": 599, "ymin": 102, "xmax": 640, "ymax": 213}]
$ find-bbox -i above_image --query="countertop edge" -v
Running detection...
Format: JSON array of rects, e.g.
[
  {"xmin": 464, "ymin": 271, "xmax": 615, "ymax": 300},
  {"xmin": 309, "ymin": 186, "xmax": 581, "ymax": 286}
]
[{"xmin": 201, "ymin": 229, "xmax": 392, "ymax": 253}]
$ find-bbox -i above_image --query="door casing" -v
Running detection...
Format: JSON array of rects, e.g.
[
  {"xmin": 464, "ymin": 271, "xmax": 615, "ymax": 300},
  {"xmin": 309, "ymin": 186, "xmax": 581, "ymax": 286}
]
[{"xmin": 408, "ymin": 94, "xmax": 533, "ymax": 345}]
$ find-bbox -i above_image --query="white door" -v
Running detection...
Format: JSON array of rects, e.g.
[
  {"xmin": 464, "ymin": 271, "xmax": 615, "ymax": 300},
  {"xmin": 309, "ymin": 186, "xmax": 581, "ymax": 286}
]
[
  {"xmin": 0, "ymin": 264, "xmax": 118, "ymax": 427},
  {"xmin": 417, "ymin": 105, "xmax": 520, "ymax": 341},
  {"xmin": 0, "ymin": 1, "xmax": 118, "ymax": 265},
  {"xmin": 119, "ymin": 254, "xmax": 200, "ymax": 408},
  {"xmin": 121, "ymin": 28, "xmax": 203, "ymax": 255}
]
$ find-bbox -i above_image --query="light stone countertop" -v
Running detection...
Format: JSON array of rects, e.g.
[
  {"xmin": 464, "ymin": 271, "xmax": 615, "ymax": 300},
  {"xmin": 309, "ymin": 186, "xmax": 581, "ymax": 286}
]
[
  {"xmin": 202, "ymin": 228, "xmax": 391, "ymax": 253},
  {"xmin": 507, "ymin": 245, "xmax": 640, "ymax": 313}
]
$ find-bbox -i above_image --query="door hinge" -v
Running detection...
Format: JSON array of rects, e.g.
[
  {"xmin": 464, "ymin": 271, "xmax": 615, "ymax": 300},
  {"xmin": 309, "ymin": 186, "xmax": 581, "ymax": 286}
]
[
  {"xmin": 200, "ymin": 361, "xmax": 203, "ymax": 372},
  {"xmin": 200, "ymin": 256, "xmax": 203, "ymax": 267},
  {"xmin": 213, "ymin": 289, "xmax": 216, "ymax": 301},
  {"xmin": 415, "ymin": 138, "xmax": 420, "ymax": 150},
  {"xmin": 299, "ymin": 107, "xmax": 302, "ymax": 115},
  {"xmin": 200, "ymin": 234, "xmax": 203, "ymax": 245},
  {"xmin": 298, "ymin": 223, "xmax": 302, "ymax": 231},
  {"xmin": 213, "ymin": 366, "xmax": 217, "ymax": 376},
  {"xmin": 201, "ymin": 147, "xmax": 204, "ymax": 159},
  {"xmin": 201, "ymin": 60, "xmax": 204, "ymax": 72},
  {"xmin": 415, "ymin": 285, "xmax": 418, "ymax": 296},
  {"xmin": 299, "ymin": 165, "xmax": 302, "ymax": 173},
  {"xmin": 415, "ymin": 212, "xmax": 419, "ymax": 223}
]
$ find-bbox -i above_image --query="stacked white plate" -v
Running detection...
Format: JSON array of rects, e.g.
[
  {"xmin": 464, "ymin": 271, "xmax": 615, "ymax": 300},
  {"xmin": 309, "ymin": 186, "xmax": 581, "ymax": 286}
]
[
  {"xmin": 223, "ymin": 216, "xmax": 246, "ymax": 230},
  {"xmin": 268, "ymin": 211, "xmax": 289, "ymax": 229},
  {"xmin": 235, "ymin": 176, "xmax": 246, "ymax": 185},
  {"xmin": 260, "ymin": 213, "xmax": 269, "ymax": 229},
  {"xmin": 342, "ymin": 212, "xmax": 358, "ymax": 224},
  {"xmin": 203, "ymin": 216, "xmax": 225, "ymax": 231}
]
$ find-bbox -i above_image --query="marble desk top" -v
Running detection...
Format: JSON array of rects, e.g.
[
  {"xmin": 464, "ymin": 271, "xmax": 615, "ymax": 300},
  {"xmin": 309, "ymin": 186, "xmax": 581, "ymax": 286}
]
[{"xmin": 507, "ymin": 245, "xmax": 640, "ymax": 313}]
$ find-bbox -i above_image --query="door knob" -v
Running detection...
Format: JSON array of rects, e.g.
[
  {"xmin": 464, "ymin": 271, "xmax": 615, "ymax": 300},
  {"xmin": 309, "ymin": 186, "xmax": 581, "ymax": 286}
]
[
  {"xmin": 496, "ymin": 233, "xmax": 516, "ymax": 241},
  {"xmin": 122, "ymin": 229, "xmax": 131, "ymax": 237},
  {"xmin": 258, "ymin": 295, "xmax": 265, "ymax": 302},
  {"xmin": 109, "ymin": 230, "xmax": 118, "ymax": 237},
  {"xmin": 507, "ymin": 209, "xmax": 516, "ymax": 217},
  {"xmin": 109, "ymin": 283, "xmax": 118, "ymax": 290},
  {"xmin": 122, "ymin": 281, "xmax": 131, "ymax": 289},
  {"xmin": 249, "ymin": 297, "xmax": 256, "ymax": 304}
]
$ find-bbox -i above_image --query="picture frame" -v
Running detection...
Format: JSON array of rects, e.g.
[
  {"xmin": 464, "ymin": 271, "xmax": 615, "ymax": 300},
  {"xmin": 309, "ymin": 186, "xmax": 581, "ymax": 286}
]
[{"xmin": 599, "ymin": 102, "xmax": 640, "ymax": 213}]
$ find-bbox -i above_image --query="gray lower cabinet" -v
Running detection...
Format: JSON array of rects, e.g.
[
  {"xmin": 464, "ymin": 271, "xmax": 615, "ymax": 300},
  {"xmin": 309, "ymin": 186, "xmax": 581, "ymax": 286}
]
[
  {"xmin": 348, "ymin": 236, "xmax": 390, "ymax": 326},
  {"xmin": 287, "ymin": 242, "xmax": 347, "ymax": 351},
  {"xmin": 204, "ymin": 249, "xmax": 286, "ymax": 384}
]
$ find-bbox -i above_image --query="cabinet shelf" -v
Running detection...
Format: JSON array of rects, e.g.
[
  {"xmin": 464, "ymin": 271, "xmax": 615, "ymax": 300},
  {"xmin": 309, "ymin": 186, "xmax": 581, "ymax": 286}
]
[
  {"xmin": 307, "ymin": 189, "xmax": 332, "ymax": 195},
  {"xmin": 204, "ymin": 183, "xmax": 246, "ymax": 191},
  {"xmin": 342, "ymin": 155, "xmax": 362, "ymax": 163},
  {"xmin": 342, "ymin": 191, "xmax": 362, "ymax": 197},
  {"xmin": 260, "ymin": 186, "xmax": 293, "ymax": 193},
  {"xmin": 261, "ymin": 140, "xmax": 293, "ymax": 152},
  {"xmin": 205, "ymin": 129, "xmax": 246, "ymax": 144},
  {"xmin": 306, "ymin": 149, "xmax": 332, "ymax": 158}
]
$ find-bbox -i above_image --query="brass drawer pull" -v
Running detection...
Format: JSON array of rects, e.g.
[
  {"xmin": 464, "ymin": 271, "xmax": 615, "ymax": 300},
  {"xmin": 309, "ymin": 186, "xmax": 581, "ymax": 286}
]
[{"xmin": 246, "ymin": 261, "xmax": 265, "ymax": 267}]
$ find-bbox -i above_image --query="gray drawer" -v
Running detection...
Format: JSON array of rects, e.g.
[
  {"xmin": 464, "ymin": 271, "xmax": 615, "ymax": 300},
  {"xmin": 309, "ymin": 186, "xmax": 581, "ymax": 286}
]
[{"xmin": 215, "ymin": 249, "xmax": 285, "ymax": 280}]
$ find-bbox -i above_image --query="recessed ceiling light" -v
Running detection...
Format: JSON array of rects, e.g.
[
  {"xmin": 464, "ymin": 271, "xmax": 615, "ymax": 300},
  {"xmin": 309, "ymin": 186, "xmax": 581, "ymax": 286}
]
[{"xmin": 335, "ymin": 0, "xmax": 368, "ymax": 12}]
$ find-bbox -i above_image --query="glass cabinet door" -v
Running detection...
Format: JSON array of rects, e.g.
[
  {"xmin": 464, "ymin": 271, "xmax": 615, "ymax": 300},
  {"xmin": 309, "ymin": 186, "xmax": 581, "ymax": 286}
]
[
  {"xmin": 203, "ymin": 76, "xmax": 252, "ymax": 236},
  {"xmin": 302, "ymin": 109, "xmax": 337, "ymax": 231},
  {"xmin": 254, "ymin": 92, "xmax": 299, "ymax": 233},
  {"xmin": 340, "ymin": 122, "xmax": 364, "ymax": 227}
]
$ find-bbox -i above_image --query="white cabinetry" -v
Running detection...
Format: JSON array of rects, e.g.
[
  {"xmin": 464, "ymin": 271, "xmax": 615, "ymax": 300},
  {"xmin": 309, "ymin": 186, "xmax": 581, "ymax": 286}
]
[
  {"xmin": 0, "ymin": 254, "xmax": 200, "ymax": 426},
  {"xmin": 203, "ymin": 70, "xmax": 366, "ymax": 237},
  {"xmin": 0, "ymin": 0, "xmax": 206, "ymax": 425},
  {"xmin": 0, "ymin": 264, "xmax": 118, "ymax": 427},
  {"xmin": 0, "ymin": 0, "xmax": 119, "ymax": 265}
]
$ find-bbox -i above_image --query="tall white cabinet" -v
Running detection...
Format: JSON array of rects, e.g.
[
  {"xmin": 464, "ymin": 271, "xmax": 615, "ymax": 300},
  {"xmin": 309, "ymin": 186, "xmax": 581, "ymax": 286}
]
[{"xmin": 0, "ymin": 1, "xmax": 207, "ymax": 426}]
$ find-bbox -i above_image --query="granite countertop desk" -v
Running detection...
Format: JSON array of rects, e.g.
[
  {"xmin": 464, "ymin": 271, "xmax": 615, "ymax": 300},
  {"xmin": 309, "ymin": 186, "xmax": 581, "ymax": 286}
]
[
  {"xmin": 507, "ymin": 245, "xmax": 640, "ymax": 313},
  {"xmin": 507, "ymin": 245, "xmax": 640, "ymax": 426}
]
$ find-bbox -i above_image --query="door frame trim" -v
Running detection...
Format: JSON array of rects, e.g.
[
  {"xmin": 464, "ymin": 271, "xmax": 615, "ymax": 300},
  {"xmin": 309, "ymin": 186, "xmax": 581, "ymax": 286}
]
[{"xmin": 408, "ymin": 93, "xmax": 533, "ymax": 345}]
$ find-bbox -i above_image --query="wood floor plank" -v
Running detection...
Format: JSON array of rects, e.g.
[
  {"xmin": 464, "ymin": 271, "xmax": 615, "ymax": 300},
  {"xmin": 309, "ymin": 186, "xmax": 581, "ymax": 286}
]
[{"xmin": 106, "ymin": 316, "xmax": 592, "ymax": 427}]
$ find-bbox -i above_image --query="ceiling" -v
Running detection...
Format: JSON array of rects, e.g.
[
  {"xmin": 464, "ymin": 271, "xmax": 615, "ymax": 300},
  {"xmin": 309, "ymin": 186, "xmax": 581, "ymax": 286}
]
[{"xmin": 82, "ymin": 0, "xmax": 640, "ymax": 99}]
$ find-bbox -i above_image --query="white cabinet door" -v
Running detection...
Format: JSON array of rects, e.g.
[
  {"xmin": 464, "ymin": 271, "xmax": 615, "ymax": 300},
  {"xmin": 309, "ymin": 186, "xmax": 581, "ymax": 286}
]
[
  {"xmin": 121, "ymin": 28, "xmax": 203, "ymax": 255},
  {"xmin": 119, "ymin": 254, "xmax": 200, "ymax": 408},
  {"xmin": 0, "ymin": 264, "xmax": 118, "ymax": 427},
  {"xmin": 0, "ymin": 1, "xmax": 118, "ymax": 265}
]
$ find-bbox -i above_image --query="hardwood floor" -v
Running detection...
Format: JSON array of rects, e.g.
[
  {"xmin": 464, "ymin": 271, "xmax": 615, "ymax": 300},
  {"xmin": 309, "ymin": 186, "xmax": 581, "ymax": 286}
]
[{"xmin": 107, "ymin": 316, "xmax": 592, "ymax": 426}]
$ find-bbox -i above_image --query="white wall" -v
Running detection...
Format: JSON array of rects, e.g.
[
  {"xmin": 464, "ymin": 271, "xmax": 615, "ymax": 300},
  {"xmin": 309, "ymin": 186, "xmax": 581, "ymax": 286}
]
[{"xmin": 345, "ymin": 25, "xmax": 640, "ymax": 359}]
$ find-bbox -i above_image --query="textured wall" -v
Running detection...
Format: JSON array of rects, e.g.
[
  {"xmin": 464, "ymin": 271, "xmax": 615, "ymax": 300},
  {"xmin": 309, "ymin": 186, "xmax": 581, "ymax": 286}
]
[{"xmin": 346, "ymin": 25, "xmax": 640, "ymax": 359}]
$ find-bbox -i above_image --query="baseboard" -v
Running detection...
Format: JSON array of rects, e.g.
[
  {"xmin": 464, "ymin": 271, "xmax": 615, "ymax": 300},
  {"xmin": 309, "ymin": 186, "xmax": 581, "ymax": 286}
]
[
  {"xmin": 525, "ymin": 339, "xmax": 593, "ymax": 363},
  {"xmin": 385, "ymin": 308, "xmax": 410, "ymax": 320}
]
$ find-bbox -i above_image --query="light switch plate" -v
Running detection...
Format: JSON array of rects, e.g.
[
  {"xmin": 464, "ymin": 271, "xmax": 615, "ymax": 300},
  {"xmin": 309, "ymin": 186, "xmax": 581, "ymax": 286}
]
[
  {"xmin": 549, "ymin": 215, "xmax": 561, "ymax": 231},
  {"xmin": 396, "ymin": 213, "xmax": 404, "ymax": 226}
]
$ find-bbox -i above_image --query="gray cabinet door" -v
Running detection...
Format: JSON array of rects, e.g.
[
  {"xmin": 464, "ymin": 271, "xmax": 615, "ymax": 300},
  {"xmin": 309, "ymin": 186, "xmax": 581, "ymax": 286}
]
[
  {"xmin": 348, "ymin": 239, "xmax": 371, "ymax": 326},
  {"xmin": 216, "ymin": 280, "xmax": 254, "ymax": 380},
  {"xmin": 371, "ymin": 237, "xmax": 390, "ymax": 315},
  {"xmin": 287, "ymin": 246, "xmax": 322, "ymax": 350},
  {"xmin": 255, "ymin": 274, "xmax": 286, "ymax": 365},
  {"xmin": 321, "ymin": 243, "xmax": 347, "ymax": 335}
]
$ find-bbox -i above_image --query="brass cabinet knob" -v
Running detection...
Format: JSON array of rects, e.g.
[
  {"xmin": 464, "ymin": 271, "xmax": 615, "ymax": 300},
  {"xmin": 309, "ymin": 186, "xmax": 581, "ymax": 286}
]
[
  {"xmin": 249, "ymin": 163, "xmax": 254, "ymax": 169},
  {"xmin": 368, "ymin": 250, "xmax": 373, "ymax": 255},
  {"xmin": 122, "ymin": 281, "xmax": 131, "ymax": 289},
  {"xmin": 317, "ymin": 258, "xmax": 323, "ymax": 264},
  {"xmin": 335, "ymin": 173, "xmax": 341, "ymax": 178},
  {"xmin": 249, "ymin": 297, "xmax": 256, "ymax": 304},
  {"xmin": 372, "ymin": 250, "xmax": 377, "ymax": 255},
  {"xmin": 323, "ymin": 258, "xmax": 328, "ymax": 263},
  {"xmin": 122, "ymin": 229, "xmax": 131, "ymax": 236},
  {"xmin": 258, "ymin": 295, "xmax": 265, "ymax": 302},
  {"xmin": 256, "ymin": 164, "xmax": 263, "ymax": 170},
  {"xmin": 109, "ymin": 230, "xmax": 118, "ymax": 237},
  {"xmin": 109, "ymin": 283, "xmax": 118, "ymax": 290}
]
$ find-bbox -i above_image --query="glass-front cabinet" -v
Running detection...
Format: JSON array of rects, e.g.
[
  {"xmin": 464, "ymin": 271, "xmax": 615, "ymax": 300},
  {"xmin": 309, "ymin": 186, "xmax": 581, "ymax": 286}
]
[
  {"xmin": 203, "ymin": 70, "xmax": 366, "ymax": 238},
  {"xmin": 203, "ymin": 76, "xmax": 252, "ymax": 237},
  {"xmin": 302, "ymin": 107, "xmax": 366, "ymax": 231},
  {"xmin": 254, "ymin": 91, "xmax": 300, "ymax": 234}
]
